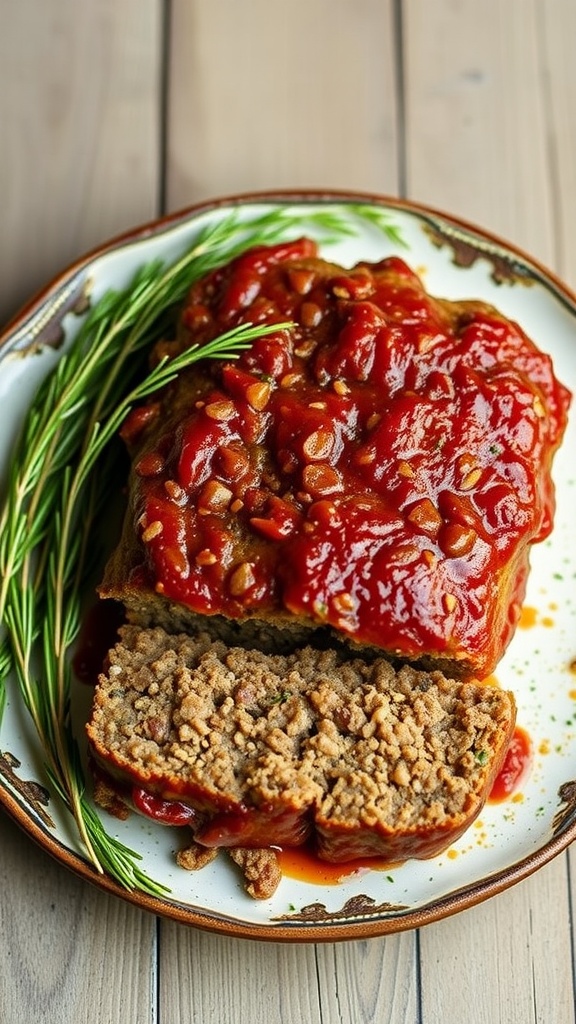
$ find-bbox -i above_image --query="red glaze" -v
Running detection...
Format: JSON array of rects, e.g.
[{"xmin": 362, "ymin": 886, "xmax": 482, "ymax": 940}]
[
  {"xmin": 131, "ymin": 786, "xmax": 200, "ymax": 826},
  {"xmin": 314, "ymin": 816, "xmax": 476, "ymax": 864},
  {"xmin": 489, "ymin": 726, "xmax": 532, "ymax": 802},
  {"xmin": 195, "ymin": 805, "xmax": 311, "ymax": 849},
  {"xmin": 122, "ymin": 241, "xmax": 571, "ymax": 678}
]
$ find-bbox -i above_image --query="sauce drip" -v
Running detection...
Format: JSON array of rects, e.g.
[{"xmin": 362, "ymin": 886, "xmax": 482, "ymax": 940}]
[
  {"xmin": 119, "ymin": 239, "xmax": 571, "ymax": 679},
  {"xmin": 277, "ymin": 844, "xmax": 400, "ymax": 885},
  {"xmin": 489, "ymin": 725, "xmax": 532, "ymax": 802},
  {"xmin": 73, "ymin": 600, "xmax": 124, "ymax": 685}
]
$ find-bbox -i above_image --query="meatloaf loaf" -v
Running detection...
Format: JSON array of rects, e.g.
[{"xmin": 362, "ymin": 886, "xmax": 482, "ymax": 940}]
[
  {"xmin": 87, "ymin": 625, "xmax": 516, "ymax": 867},
  {"xmin": 99, "ymin": 238, "xmax": 571, "ymax": 679}
]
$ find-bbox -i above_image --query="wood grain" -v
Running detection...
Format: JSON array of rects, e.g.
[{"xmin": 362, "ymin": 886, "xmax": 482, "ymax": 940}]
[
  {"xmin": 0, "ymin": 2, "xmax": 162, "ymax": 1021},
  {"xmin": 159, "ymin": 929, "xmax": 323, "ymax": 1023},
  {"xmin": 419, "ymin": 859, "xmax": 575, "ymax": 1024},
  {"xmin": 403, "ymin": 5, "xmax": 575, "ymax": 1018},
  {"xmin": 314, "ymin": 935, "xmax": 420, "ymax": 1023},
  {"xmin": 0, "ymin": 812, "xmax": 157, "ymax": 1023},
  {"xmin": 403, "ymin": 0, "xmax": 555, "ymax": 263},
  {"xmin": 0, "ymin": 0, "xmax": 162, "ymax": 327},
  {"xmin": 538, "ymin": 0, "xmax": 576, "ymax": 284},
  {"xmin": 165, "ymin": 0, "xmax": 400, "ymax": 208},
  {"xmin": 0, "ymin": 1, "xmax": 575, "ymax": 1022}
]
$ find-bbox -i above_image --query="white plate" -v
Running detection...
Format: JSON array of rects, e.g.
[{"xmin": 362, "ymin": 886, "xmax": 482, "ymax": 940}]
[{"xmin": 1, "ymin": 191, "xmax": 575, "ymax": 941}]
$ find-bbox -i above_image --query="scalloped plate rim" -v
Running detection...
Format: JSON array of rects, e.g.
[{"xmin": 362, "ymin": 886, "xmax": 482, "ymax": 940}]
[{"xmin": 1, "ymin": 189, "xmax": 575, "ymax": 943}]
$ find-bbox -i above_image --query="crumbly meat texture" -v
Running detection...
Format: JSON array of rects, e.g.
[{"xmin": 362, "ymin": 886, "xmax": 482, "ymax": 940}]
[
  {"xmin": 175, "ymin": 840, "xmax": 282, "ymax": 901},
  {"xmin": 99, "ymin": 242, "xmax": 571, "ymax": 679},
  {"xmin": 226, "ymin": 847, "xmax": 282, "ymax": 900},
  {"xmin": 87, "ymin": 625, "xmax": 516, "ymax": 866}
]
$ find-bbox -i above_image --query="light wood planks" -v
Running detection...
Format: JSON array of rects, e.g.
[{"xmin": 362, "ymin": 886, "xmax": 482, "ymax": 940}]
[
  {"xmin": 159, "ymin": 930, "xmax": 323, "ymax": 1023},
  {"xmin": 538, "ymin": 0, "xmax": 576, "ymax": 285},
  {"xmin": 314, "ymin": 935, "xmax": 420, "ymax": 1023},
  {"xmin": 403, "ymin": 0, "xmax": 555, "ymax": 263},
  {"xmin": 0, "ymin": 1, "xmax": 575, "ymax": 1022},
  {"xmin": 403, "ymin": 3, "xmax": 575, "ymax": 1020},
  {"xmin": 419, "ymin": 859, "xmax": 575, "ymax": 1024},
  {"xmin": 0, "ymin": 0, "xmax": 163, "ymax": 327},
  {"xmin": 165, "ymin": 0, "xmax": 400, "ymax": 208},
  {"xmin": 0, "ymin": 1, "xmax": 162, "ymax": 1021},
  {"xmin": 0, "ymin": 812, "xmax": 157, "ymax": 1023},
  {"xmin": 157, "ymin": 928, "xmax": 421, "ymax": 1024}
]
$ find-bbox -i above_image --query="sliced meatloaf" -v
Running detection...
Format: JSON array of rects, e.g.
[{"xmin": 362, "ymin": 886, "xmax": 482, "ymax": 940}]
[{"xmin": 86, "ymin": 625, "xmax": 516, "ymax": 865}]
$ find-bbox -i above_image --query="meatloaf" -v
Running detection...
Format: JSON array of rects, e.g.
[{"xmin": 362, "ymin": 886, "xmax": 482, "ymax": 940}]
[
  {"xmin": 87, "ymin": 625, "xmax": 516, "ymax": 867},
  {"xmin": 100, "ymin": 238, "xmax": 571, "ymax": 679},
  {"xmin": 89, "ymin": 238, "xmax": 568, "ymax": 893}
]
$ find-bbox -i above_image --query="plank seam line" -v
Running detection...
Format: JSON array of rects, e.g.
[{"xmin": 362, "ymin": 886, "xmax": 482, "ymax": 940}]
[
  {"xmin": 158, "ymin": 0, "xmax": 173, "ymax": 217},
  {"xmin": 534, "ymin": 0, "xmax": 564, "ymax": 274},
  {"xmin": 566, "ymin": 852, "xmax": 576, "ymax": 1022},
  {"xmin": 415, "ymin": 926, "xmax": 424, "ymax": 1024},
  {"xmin": 153, "ymin": 915, "xmax": 161, "ymax": 1024},
  {"xmin": 313, "ymin": 946, "xmax": 328, "ymax": 1024},
  {"xmin": 392, "ymin": 0, "xmax": 407, "ymax": 199}
]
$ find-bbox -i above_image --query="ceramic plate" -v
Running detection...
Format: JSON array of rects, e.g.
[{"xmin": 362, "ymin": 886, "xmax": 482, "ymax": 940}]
[{"xmin": 1, "ymin": 191, "xmax": 575, "ymax": 942}]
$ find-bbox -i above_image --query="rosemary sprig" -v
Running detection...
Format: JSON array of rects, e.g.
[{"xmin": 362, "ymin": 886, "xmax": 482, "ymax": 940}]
[
  {"xmin": 1, "ymin": 320, "xmax": 289, "ymax": 886},
  {"xmin": 0, "ymin": 640, "xmax": 11, "ymax": 722},
  {"xmin": 0, "ymin": 201, "xmax": 405, "ymax": 896}
]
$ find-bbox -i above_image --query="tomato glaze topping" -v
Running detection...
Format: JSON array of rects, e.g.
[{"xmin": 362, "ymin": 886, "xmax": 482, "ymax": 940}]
[{"xmin": 120, "ymin": 239, "xmax": 571, "ymax": 677}]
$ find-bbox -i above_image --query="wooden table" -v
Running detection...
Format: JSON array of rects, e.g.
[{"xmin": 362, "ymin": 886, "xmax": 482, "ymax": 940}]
[{"xmin": 1, "ymin": 3, "xmax": 574, "ymax": 1022}]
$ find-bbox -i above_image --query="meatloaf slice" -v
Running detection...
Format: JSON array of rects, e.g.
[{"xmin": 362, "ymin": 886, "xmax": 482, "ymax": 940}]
[{"xmin": 86, "ymin": 625, "xmax": 516, "ymax": 865}]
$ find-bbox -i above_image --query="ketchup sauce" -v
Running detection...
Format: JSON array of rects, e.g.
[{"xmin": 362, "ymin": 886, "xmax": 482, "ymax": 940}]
[
  {"xmin": 277, "ymin": 845, "xmax": 400, "ymax": 886},
  {"xmin": 131, "ymin": 786, "xmax": 199, "ymax": 827},
  {"xmin": 118, "ymin": 239, "xmax": 570, "ymax": 679}
]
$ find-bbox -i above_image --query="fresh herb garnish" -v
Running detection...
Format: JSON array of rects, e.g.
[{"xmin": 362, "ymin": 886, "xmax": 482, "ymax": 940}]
[
  {"xmin": 0, "ymin": 202, "xmax": 405, "ymax": 896},
  {"xmin": 0, "ymin": 317, "xmax": 285, "ymax": 893},
  {"xmin": 269, "ymin": 690, "xmax": 292, "ymax": 707}
]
